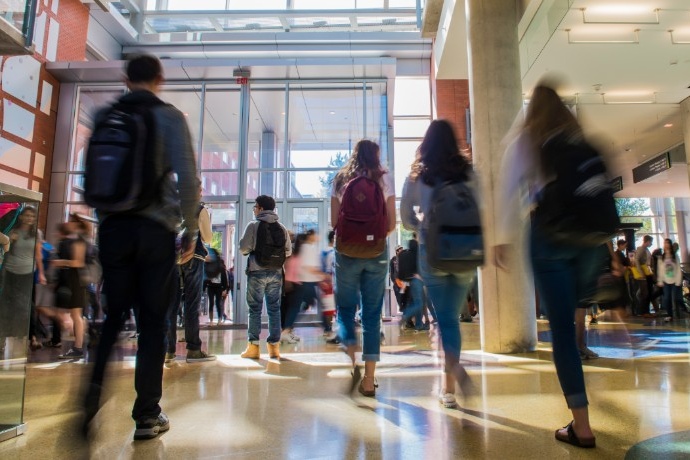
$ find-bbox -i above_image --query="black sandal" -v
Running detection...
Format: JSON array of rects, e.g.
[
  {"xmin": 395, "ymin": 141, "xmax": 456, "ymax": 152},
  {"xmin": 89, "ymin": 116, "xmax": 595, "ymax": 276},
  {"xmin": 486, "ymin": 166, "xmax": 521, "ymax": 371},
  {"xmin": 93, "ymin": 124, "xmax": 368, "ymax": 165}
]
[
  {"xmin": 554, "ymin": 421, "xmax": 596, "ymax": 448},
  {"xmin": 358, "ymin": 376, "xmax": 378, "ymax": 398}
]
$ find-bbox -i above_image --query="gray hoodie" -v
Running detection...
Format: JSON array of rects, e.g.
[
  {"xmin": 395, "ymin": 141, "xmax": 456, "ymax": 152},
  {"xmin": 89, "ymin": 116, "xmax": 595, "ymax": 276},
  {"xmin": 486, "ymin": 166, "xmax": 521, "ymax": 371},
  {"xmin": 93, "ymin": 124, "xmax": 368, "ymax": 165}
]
[{"xmin": 239, "ymin": 210, "xmax": 292, "ymax": 272}]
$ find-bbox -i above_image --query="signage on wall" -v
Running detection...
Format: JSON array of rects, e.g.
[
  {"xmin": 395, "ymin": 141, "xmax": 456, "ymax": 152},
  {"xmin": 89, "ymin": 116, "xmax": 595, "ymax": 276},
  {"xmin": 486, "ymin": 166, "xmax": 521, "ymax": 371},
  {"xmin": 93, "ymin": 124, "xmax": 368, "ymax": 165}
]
[
  {"xmin": 632, "ymin": 152, "xmax": 671, "ymax": 183},
  {"xmin": 611, "ymin": 176, "xmax": 623, "ymax": 192},
  {"xmin": 233, "ymin": 68, "xmax": 250, "ymax": 85}
]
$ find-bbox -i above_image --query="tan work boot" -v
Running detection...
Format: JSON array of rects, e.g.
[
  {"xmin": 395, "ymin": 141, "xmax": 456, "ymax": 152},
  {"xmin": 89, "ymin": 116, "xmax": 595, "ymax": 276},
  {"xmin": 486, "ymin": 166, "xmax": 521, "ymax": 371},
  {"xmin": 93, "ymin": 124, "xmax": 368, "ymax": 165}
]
[
  {"xmin": 267, "ymin": 342, "xmax": 280, "ymax": 360},
  {"xmin": 240, "ymin": 343, "xmax": 260, "ymax": 359}
]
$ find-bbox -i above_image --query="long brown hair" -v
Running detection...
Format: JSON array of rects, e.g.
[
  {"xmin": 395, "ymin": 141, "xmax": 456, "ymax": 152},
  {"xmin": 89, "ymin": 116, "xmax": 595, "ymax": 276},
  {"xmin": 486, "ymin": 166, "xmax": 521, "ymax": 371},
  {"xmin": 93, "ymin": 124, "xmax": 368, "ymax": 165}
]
[
  {"xmin": 333, "ymin": 139, "xmax": 384, "ymax": 194},
  {"xmin": 524, "ymin": 84, "xmax": 582, "ymax": 178},
  {"xmin": 409, "ymin": 119, "xmax": 471, "ymax": 185}
]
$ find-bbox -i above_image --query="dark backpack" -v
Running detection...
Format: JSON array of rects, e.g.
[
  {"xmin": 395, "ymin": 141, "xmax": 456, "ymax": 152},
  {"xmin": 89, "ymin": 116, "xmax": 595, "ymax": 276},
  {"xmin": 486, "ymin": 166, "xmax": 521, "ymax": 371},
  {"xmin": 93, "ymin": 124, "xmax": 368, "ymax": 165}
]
[
  {"xmin": 396, "ymin": 249, "xmax": 417, "ymax": 281},
  {"xmin": 205, "ymin": 247, "xmax": 223, "ymax": 279},
  {"xmin": 534, "ymin": 136, "xmax": 620, "ymax": 247},
  {"xmin": 335, "ymin": 175, "xmax": 388, "ymax": 258},
  {"xmin": 253, "ymin": 221, "xmax": 287, "ymax": 269},
  {"xmin": 425, "ymin": 175, "xmax": 484, "ymax": 272},
  {"xmin": 84, "ymin": 100, "xmax": 166, "ymax": 213}
]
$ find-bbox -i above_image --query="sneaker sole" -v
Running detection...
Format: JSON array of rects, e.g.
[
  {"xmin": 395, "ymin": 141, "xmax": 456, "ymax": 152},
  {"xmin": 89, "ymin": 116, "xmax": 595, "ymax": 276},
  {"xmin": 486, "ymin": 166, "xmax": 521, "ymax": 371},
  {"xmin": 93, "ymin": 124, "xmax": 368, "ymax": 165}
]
[
  {"xmin": 133, "ymin": 421, "xmax": 170, "ymax": 440},
  {"xmin": 186, "ymin": 357, "xmax": 217, "ymax": 363}
]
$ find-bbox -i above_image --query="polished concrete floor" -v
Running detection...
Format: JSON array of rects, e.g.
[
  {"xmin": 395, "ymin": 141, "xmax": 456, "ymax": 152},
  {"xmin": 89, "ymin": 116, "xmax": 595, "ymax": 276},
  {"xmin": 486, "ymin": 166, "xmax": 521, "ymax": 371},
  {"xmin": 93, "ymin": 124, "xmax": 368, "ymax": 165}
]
[{"xmin": 1, "ymin": 313, "xmax": 689, "ymax": 459}]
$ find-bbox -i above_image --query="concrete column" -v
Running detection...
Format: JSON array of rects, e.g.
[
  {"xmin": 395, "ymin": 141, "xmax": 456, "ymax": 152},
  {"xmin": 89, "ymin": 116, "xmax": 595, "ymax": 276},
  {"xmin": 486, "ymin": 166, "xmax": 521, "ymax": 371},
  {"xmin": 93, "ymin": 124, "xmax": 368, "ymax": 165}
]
[{"xmin": 466, "ymin": 0, "xmax": 537, "ymax": 353}]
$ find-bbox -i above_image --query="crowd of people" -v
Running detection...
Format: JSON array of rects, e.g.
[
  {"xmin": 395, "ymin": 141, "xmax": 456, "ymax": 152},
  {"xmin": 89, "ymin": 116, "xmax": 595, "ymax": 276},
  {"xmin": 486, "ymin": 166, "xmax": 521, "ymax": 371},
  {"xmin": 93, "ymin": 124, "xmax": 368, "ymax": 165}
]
[{"xmin": 2, "ymin": 55, "xmax": 687, "ymax": 449}]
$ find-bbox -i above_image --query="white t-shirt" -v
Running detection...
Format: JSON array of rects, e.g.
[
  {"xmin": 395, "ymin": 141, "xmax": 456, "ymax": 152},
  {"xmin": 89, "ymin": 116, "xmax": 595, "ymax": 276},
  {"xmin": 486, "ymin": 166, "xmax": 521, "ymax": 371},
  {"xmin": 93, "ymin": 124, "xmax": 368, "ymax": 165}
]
[
  {"xmin": 330, "ymin": 170, "xmax": 395, "ymax": 202},
  {"xmin": 299, "ymin": 242, "xmax": 322, "ymax": 283}
]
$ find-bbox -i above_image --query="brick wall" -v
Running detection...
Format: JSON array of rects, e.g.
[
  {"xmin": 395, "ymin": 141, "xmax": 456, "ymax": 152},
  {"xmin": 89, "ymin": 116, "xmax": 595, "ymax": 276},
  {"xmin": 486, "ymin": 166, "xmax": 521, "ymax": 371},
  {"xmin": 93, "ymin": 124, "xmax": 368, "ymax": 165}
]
[
  {"xmin": 434, "ymin": 79, "xmax": 471, "ymax": 154},
  {"xmin": 0, "ymin": 0, "xmax": 89, "ymax": 231}
]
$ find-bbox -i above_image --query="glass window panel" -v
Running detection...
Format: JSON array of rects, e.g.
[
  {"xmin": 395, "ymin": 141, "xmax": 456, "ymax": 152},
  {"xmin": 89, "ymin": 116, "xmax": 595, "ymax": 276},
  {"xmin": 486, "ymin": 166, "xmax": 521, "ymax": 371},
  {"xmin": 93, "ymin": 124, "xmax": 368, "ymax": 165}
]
[
  {"xmin": 248, "ymin": 86, "xmax": 286, "ymax": 169},
  {"xmin": 290, "ymin": 16, "xmax": 351, "ymax": 27},
  {"xmin": 394, "ymin": 77, "xmax": 431, "ymax": 116},
  {"xmin": 166, "ymin": 0, "xmax": 226, "ymax": 10},
  {"xmin": 203, "ymin": 87, "xmax": 241, "ymax": 169},
  {"xmin": 394, "ymin": 119, "xmax": 430, "ymax": 138},
  {"xmin": 201, "ymin": 172, "xmax": 239, "ymax": 197},
  {"xmin": 226, "ymin": 0, "xmax": 287, "ymax": 9},
  {"xmin": 393, "ymin": 141, "xmax": 419, "ymax": 196},
  {"xmin": 291, "ymin": 207, "xmax": 319, "ymax": 234},
  {"xmin": 290, "ymin": 149, "xmax": 347, "ymax": 169},
  {"xmin": 72, "ymin": 88, "xmax": 124, "ymax": 171},
  {"xmin": 146, "ymin": 18, "xmax": 215, "ymax": 32},
  {"xmin": 66, "ymin": 173, "xmax": 85, "ymax": 202},
  {"xmin": 293, "ymin": 0, "xmax": 355, "ymax": 9},
  {"xmin": 288, "ymin": 84, "xmax": 364, "ymax": 159},
  {"xmin": 364, "ymin": 82, "xmax": 388, "ymax": 164},
  {"xmin": 159, "ymin": 86, "xmax": 203, "ymax": 150},
  {"xmin": 389, "ymin": 0, "xmax": 417, "ymax": 7},
  {"xmin": 289, "ymin": 170, "xmax": 333, "ymax": 199},
  {"xmin": 246, "ymin": 171, "xmax": 285, "ymax": 199},
  {"xmin": 220, "ymin": 17, "xmax": 283, "ymax": 31}
]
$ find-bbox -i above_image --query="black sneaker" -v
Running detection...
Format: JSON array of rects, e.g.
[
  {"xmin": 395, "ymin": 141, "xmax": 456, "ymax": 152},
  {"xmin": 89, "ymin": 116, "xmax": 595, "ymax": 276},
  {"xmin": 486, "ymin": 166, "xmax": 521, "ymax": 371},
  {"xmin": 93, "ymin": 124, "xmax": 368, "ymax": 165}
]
[
  {"xmin": 186, "ymin": 350, "xmax": 217, "ymax": 363},
  {"xmin": 58, "ymin": 348, "xmax": 84, "ymax": 359},
  {"xmin": 134, "ymin": 412, "xmax": 170, "ymax": 440}
]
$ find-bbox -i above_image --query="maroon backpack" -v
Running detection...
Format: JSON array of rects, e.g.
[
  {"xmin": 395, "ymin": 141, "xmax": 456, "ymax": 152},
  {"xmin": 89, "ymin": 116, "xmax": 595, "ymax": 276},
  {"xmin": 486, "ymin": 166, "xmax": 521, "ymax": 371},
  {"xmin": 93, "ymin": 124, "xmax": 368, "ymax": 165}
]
[{"xmin": 335, "ymin": 175, "xmax": 388, "ymax": 258}]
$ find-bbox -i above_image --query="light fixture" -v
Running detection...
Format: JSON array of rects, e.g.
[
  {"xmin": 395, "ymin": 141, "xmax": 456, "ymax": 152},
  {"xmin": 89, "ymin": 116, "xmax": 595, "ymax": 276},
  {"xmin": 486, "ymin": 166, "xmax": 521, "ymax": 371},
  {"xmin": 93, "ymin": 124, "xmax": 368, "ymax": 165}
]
[
  {"xmin": 329, "ymin": 111, "xmax": 336, "ymax": 115},
  {"xmin": 566, "ymin": 27, "xmax": 640, "ymax": 44},
  {"xmin": 669, "ymin": 29, "xmax": 690, "ymax": 44},
  {"xmin": 580, "ymin": 6, "xmax": 659, "ymax": 24},
  {"xmin": 664, "ymin": 123, "xmax": 673, "ymax": 128},
  {"xmin": 602, "ymin": 92, "xmax": 656, "ymax": 105}
]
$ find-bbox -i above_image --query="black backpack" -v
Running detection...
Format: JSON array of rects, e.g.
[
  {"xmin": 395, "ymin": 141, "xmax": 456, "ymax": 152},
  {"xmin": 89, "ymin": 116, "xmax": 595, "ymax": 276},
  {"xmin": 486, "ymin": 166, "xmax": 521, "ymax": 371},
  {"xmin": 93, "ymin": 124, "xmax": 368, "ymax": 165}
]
[
  {"xmin": 425, "ymin": 173, "xmax": 484, "ymax": 272},
  {"xmin": 397, "ymin": 249, "xmax": 417, "ymax": 281},
  {"xmin": 534, "ymin": 136, "xmax": 620, "ymax": 247},
  {"xmin": 253, "ymin": 221, "xmax": 287, "ymax": 269},
  {"xmin": 84, "ymin": 100, "xmax": 166, "ymax": 213},
  {"xmin": 205, "ymin": 247, "xmax": 223, "ymax": 279}
]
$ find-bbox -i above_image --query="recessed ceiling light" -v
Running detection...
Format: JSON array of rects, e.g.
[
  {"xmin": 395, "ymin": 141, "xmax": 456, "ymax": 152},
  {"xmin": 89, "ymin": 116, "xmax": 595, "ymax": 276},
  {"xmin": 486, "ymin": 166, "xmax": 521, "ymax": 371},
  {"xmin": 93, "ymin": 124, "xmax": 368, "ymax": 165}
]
[
  {"xmin": 664, "ymin": 123, "xmax": 673, "ymax": 128},
  {"xmin": 329, "ymin": 111, "xmax": 336, "ymax": 115}
]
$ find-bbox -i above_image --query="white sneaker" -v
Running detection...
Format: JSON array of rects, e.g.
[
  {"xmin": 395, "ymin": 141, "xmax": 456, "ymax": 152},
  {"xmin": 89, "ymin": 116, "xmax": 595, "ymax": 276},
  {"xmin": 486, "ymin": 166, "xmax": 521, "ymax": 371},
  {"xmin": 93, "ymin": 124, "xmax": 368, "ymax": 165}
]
[
  {"xmin": 439, "ymin": 393, "xmax": 457, "ymax": 408},
  {"xmin": 281, "ymin": 331, "xmax": 298, "ymax": 344},
  {"xmin": 289, "ymin": 332, "xmax": 301, "ymax": 342},
  {"xmin": 663, "ymin": 316, "xmax": 673, "ymax": 322}
]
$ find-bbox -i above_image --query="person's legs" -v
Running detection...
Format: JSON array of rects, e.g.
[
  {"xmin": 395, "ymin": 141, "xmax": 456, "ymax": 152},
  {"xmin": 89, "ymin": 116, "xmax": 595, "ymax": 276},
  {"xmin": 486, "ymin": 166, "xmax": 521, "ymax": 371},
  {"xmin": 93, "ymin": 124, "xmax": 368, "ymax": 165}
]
[
  {"xmin": 166, "ymin": 274, "xmax": 181, "ymax": 355},
  {"xmin": 662, "ymin": 283, "xmax": 674, "ymax": 319},
  {"xmin": 530, "ymin": 232, "xmax": 593, "ymax": 441},
  {"xmin": 283, "ymin": 283, "xmax": 304, "ymax": 331},
  {"xmin": 132, "ymin": 221, "xmax": 176, "ymax": 421},
  {"xmin": 403, "ymin": 278, "xmax": 424, "ymax": 328},
  {"xmin": 181, "ymin": 258, "xmax": 203, "ymax": 351},
  {"xmin": 246, "ymin": 272, "xmax": 266, "ymax": 343},
  {"xmin": 335, "ymin": 252, "xmax": 364, "ymax": 364},
  {"xmin": 358, "ymin": 253, "xmax": 388, "ymax": 391},
  {"xmin": 214, "ymin": 288, "xmax": 225, "ymax": 322},
  {"xmin": 264, "ymin": 271, "xmax": 283, "ymax": 344}
]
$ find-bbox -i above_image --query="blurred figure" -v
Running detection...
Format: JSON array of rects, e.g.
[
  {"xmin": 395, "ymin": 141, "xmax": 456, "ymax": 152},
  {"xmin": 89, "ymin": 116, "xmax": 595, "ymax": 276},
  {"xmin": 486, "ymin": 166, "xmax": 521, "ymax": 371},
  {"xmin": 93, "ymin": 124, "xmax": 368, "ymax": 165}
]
[
  {"xmin": 54, "ymin": 214, "xmax": 90, "ymax": 359},
  {"xmin": 632, "ymin": 235, "xmax": 654, "ymax": 316},
  {"xmin": 281, "ymin": 232, "xmax": 306, "ymax": 343},
  {"xmin": 331, "ymin": 139, "xmax": 395, "ymax": 398},
  {"xmin": 206, "ymin": 255, "xmax": 229, "ymax": 325},
  {"xmin": 82, "ymin": 54, "xmax": 200, "ymax": 440},
  {"xmin": 495, "ymin": 83, "xmax": 604, "ymax": 448},
  {"xmin": 0, "ymin": 206, "xmax": 44, "ymax": 353},
  {"xmin": 657, "ymin": 238, "xmax": 681, "ymax": 322},
  {"xmin": 400, "ymin": 120, "xmax": 477, "ymax": 408}
]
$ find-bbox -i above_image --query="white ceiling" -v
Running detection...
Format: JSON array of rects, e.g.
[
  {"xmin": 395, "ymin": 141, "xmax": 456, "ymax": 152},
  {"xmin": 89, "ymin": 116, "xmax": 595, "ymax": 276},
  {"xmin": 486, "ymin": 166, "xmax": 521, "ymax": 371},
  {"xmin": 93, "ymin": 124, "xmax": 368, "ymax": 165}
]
[
  {"xmin": 522, "ymin": 0, "xmax": 690, "ymax": 198},
  {"xmin": 438, "ymin": 0, "xmax": 690, "ymax": 198}
]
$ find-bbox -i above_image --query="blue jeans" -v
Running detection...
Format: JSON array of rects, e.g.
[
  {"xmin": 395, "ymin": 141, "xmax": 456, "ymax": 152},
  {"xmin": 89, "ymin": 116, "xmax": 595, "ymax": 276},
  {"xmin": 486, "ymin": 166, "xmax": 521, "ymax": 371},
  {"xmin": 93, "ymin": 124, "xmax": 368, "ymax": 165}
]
[
  {"xmin": 662, "ymin": 283, "xmax": 676, "ymax": 318},
  {"xmin": 167, "ymin": 257, "xmax": 204, "ymax": 352},
  {"xmin": 403, "ymin": 278, "xmax": 424, "ymax": 329},
  {"xmin": 417, "ymin": 245, "xmax": 473, "ymax": 367},
  {"xmin": 335, "ymin": 250, "xmax": 388, "ymax": 362},
  {"xmin": 246, "ymin": 270, "xmax": 282, "ymax": 344},
  {"xmin": 88, "ymin": 216, "xmax": 176, "ymax": 421},
  {"xmin": 530, "ymin": 226, "xmax": 604, "ymax": 409}
]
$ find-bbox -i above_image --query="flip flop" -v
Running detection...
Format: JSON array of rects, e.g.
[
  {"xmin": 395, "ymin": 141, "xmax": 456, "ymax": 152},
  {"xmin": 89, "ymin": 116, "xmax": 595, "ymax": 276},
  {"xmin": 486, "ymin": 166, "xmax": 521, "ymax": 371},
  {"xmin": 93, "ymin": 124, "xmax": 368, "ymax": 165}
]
[{"xmin": 555, "ymin": 421, "xmax": 596, "ymax": 448}]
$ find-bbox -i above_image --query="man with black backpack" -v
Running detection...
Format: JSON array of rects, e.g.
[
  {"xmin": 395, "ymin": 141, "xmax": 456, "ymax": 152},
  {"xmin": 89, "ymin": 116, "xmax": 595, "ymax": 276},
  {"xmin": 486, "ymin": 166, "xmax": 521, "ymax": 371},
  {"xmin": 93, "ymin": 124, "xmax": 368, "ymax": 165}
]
[
  {"xmin": 82, "ymin": 55, "xmax": 200, "ymax": 441},
  {"xmin": 239, "ymin": 195, "xmax": 291, "ymax": 360}
]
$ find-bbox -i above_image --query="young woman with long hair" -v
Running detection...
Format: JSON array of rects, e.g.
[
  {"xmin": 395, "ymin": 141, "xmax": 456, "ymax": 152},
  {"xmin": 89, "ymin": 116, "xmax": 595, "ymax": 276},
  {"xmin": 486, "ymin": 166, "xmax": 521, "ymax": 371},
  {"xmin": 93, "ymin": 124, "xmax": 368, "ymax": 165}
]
[
  {"xmin": 331, "ymin": 139, "xmax": 396, "ymax": 397},
  {"xmin": 657, "ymin": 238, "xmax": 681, "ymax": 322},
  {"xmin": 400, "ymin": 119, "xmax": 476, "ymax": 408},
  {"xmin": 495, "ymin": 82, "xmax": 605, "ymax": 448}
]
